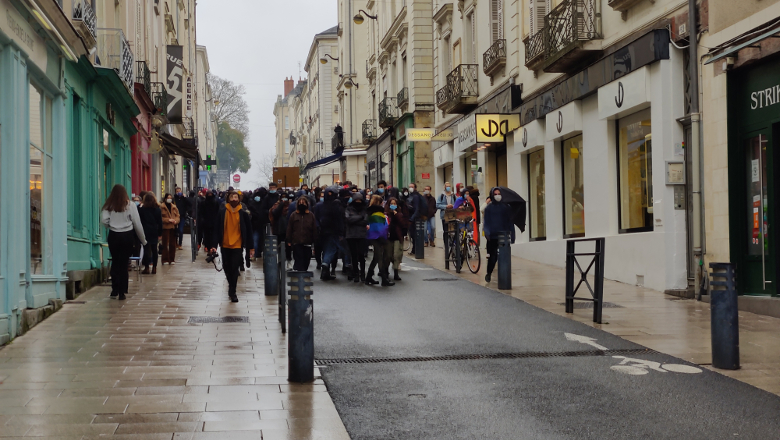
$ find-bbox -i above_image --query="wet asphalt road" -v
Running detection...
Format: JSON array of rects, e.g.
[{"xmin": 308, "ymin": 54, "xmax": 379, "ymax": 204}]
[{"xmin": 312, "ymin": 259, "xmax": 780, "ymax": 440}]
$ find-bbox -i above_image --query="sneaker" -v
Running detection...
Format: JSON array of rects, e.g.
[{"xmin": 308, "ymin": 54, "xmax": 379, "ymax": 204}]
[
  {"xmin": 230, "ymin": 296, "xmax": 238, "ymax": 303},
  {"xmin": 485, "ymin": 273, "xmax": 491, "ymax": 283},
  {"xmin": 286, "ymin": 260, "xmax": 293, "ymax": 270},
  {"xmin": 119, "ymin": 293, "xmax": 126, "ymax": 301},
  {"xmin": 170, "ymin": 262, "xmax": 175, "ymax": 265},
  {"xmin": 110, "ymin": 292, "xmax": 118, "ymax": 299}
]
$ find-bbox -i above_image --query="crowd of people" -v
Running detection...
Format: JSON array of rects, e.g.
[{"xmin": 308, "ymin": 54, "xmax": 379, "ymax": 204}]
[{"xmin": 100, "ymin": 179, "xmax": 516, "ymax": 302}]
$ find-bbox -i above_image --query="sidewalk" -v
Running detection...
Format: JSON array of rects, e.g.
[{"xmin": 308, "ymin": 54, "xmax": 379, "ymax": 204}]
[
  {"xmin": 420, "ymin": 242, "xmax": 780, "ymax": 397},
  {"xmin": 0, "ymin": 241, "xmax": 349, "ymax": 439}
]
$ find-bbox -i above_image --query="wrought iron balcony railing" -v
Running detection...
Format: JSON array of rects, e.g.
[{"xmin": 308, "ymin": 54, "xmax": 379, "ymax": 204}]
[
  {"xmin": 435, "ymin": 64, "xmax": 479, "ymax": 114},
  {"xmin": 483, "ymin": 39, "xmax": 507, "ymax": 76},
  {"xmin": 523, "ymin": 29, "xmax": 546, "ymax": 69},
  {"xmin": 150, "ymin": 82, "xmax": 167, "ymax": 115},
  {"xmin": 332, "ymin": 132, "xmax": 344, "ymax": 153},
  {"xmin": 136, "ymin": 60, "xmax": 151, "ymax": 97},
  {"xmin": 95, "ymin": 28, "xmax": 134, "ymax": 95},
  {"xmin": 397, "ymin": 87, "xmax": 409, "ymax": 109},
  {"xmin": 542, "ymin": 0, "xmax": 601, "ymax": 71},
  {"xmin": 378, "ymin": 97, "xmax": 399, "ymax": 129},
  {"xmin": 362, "ymin": 119, "xmax": 377, "ymax": 144},
  {"xmin": 72, "ymin": 0, "xmax": 96, "ymax": 47}
]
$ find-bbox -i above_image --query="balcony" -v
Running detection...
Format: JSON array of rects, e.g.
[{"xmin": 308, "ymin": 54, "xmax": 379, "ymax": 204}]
[
  {"xmin": 150, "ymin": 82, "xmax": 167, "ymax": 115},
  {"xmin": 362, "ymin": 119, "xmax": 377, "ymax": 145},
  {"xmin": 541, "ymin": 0, "xmax": 602, "ymax": 73},
  {"xmin": 378, "ymin": 97, "xmax": 399, "ymax": 129},
  {"xmin": 136, "ymin": 60, "xmax": 151, "ymax": 97},
  {"xmin": 331, "ymin": 132, "xmax": 344, "ymax": 153},
  {"xmin": 523, "ymin": 29, "xmax": 546, "ymax": 70},
  {"xmin": 71, "ymin": 0, "xmax": 96, "ymax": 49},
  {"xmin": 483, "ymin": 39, "xmax": 507, "ymax": 77},
  {"xmin": 95, "ymin": 28, "xmax": 135, "ymax": 94},
  {"xmin": 397, "ymin": 87, "xmax": 409, "ymax": 110},
  {"xmin": 435, "ymin": 64, "xmax": 478, "ymax": 114}
]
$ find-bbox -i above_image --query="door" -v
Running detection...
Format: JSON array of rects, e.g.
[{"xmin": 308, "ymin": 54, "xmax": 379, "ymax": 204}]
[{"xmin": 742, "ymin": 131, "xmax": 775, "ymax": 295}]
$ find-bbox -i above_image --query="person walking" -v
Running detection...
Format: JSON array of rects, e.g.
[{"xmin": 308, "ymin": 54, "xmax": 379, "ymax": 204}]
[
  {"xmin": 483, "ymin": 188, "xmax": 516, "ymax": 282},
  {"xmin": 209, "ymin": 191, "xmax": 253, "ymax": 302},
  {"xmin": 286, "ymin": 196, "xmax": 318, "ymax": 271},
  {"xmin": 437, "ymin": 181, "xmax": 455, "ymax": 240},
  {"xmin": 406, "ymin": 183, "xmax": 424, "ymax": 255},
  {"xmin": 101, "ymin": 184, "xmax": 147, "ymax": 300},
  {"xmin": 423, "ymin": 185, "xmax": 437, "ymax": 247},
  {"xmin": 198, "ymin": 190, "xmax": 220, "ymax": 259},
  {"xmin": 312, "ymin": 191, "xmax": 325, "ymax": 269},
  {"xmin": 318, "ymin": 187, "xmax": 345, "ymax": 281},
  {"xmin": 160, "ymin": 193, "xmax": 180, "ymax": 264},
  {"xmin": 174, "ymin": 186, "xmax": 190, "ymax": 250},
  {"xmin": 270, "ymin": 191, "xmax": 292, "ymax": 270},
  {"xmin": 248, "ymin": 188, "xmax": 267, "ymax": 259},
  {"xmin": 345, "ymin": 192, "xmax": 368, "ymax": 283},
  {"xmin": 385, "ymin": 196, "xmax": 407, "ymax": 283},
  {"xmin": 138, "ymin": 193, "xmax": 162, "ymax": 274},
  {"xmin": 365, "ymin": 195, "xmax": 390, "ymax": 286}
]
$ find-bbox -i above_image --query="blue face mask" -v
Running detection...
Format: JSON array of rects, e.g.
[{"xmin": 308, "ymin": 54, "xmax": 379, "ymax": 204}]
[
  {"xmin": 348, "ymin": 197, "xmax": 353, "ymax": 204},
  {"xmin": 269, "ymin": 189, "xmax": 276, "ymax": 194},
  {"xmin": 320, "ymin": 197, "xmax": 324, "ymax": 202},
  {"xmin": 390, "ymin": 204, "xmax": 397, "ymax": 210},
  {"xmin": 254, "ymin": 196, "xmax": 260, "ymax": 202},
  {"xmin": 378, "ymin": 188, "xmax": 385, "ymax": 194},
  {"xmin": 134, "ymin": 201, "xmax": 140, "ymax": 206},
  {"xmin": 446, "ymin": 186, "xmax": 451, "ymax": 192}
]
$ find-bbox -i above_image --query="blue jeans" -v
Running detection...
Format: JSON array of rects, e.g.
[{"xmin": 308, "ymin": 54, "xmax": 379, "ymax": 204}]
[
  {"xmin": 322, "ymin": 235, "xmax": 340, "ymax": 266},
  {"xmin": 426, "ymin": 217, "xmax": 436, "ymax": 244},
  {"xmin": 177, "ymin": 219, "xmax": 185, "ymax": 245},
  {"xmin": 252, "ymin": 230, "xmax": 262, "ymax": 256},
  {"xmin": 338, "ymin": 237, "xmax": 352, "ymax": 266}
]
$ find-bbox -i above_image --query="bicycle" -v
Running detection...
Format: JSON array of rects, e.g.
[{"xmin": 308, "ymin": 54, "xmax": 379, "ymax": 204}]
[{"xmin": 445, "ymin": 219, "xmax": 480, "ymax": 274}]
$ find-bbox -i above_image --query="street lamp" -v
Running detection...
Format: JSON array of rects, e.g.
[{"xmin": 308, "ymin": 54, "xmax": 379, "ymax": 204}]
[
  {"xmin": 320, "ymin": 54, "xmax": 339, "ymax": 64},
  {"xmin": 353, "ymin": 10, "xmax": 377, "ymax": 25},
  {"xmin": 344, "ymin": 79, "xmax": 359, "ymax": 89}
]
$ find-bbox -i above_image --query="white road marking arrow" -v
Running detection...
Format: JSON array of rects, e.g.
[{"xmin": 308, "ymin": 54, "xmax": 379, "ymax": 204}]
[{"xmin": 564, "ymin": 333, "xmax": 608, "ymax": 351}]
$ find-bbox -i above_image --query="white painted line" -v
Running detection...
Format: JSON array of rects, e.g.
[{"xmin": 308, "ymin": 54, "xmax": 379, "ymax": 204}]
[
  {"xmin": 610, "ymin": 356, "xmax": 703, "ymax": 375},
  {"xmin": 564, "ymin": 332, "xmax": 609, "ymax": 351}
]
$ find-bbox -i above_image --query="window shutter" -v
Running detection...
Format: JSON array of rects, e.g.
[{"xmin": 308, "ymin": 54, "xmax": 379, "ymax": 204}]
[
  {"xmin": 531, "ymin": 0, "xmax": 548, "ymax": 34},
  {"xmin": 471, "ymin": 12, "xmax": 477, "ymax": 63},
  {"xmin": 492, "ymin": 0, "xmax": 503, "ymax": 42}
]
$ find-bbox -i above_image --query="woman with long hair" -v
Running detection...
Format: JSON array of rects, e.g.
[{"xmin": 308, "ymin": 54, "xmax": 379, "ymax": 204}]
[
  {"xmin": 384, "ymin": 196, "xmax": 408, "ymax": 284},
  {"xmin": 101, "ymin": 184, "xmax": 147, "ymax": 300},
  {"xmin": 365, "ymin": 195, "xmax": 390, "ymax": 286},
  {"xmin": 160, "ymin": 193, "xmax": 180, "ymax": 264},
  {"xmin": 138, "ymin": 193, "xmax": 163, "ymax": 274}
]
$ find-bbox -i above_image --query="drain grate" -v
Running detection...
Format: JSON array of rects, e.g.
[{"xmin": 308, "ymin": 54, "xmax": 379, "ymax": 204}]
[
  {"xmin": 187, "ymin": 316, "xmax": 250, "ymax": 324},
  {"xmin": 64, "ymin": 301, "xmax": 87, "ymax": 304},
  {"xmin": 423, "ymin": 278, "xmax": 460, "ymax": 282},
  {"xmin": 315, "ymin": 348, "xmax": 655, "ymax": 365},
  {"xmin": 557, "ymin": 302, "xmax": 623, "ymax": 309}
]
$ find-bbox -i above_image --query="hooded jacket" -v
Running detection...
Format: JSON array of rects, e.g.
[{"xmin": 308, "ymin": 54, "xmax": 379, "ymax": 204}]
[
  {"xmin": 483, "ymin": 188, "xmax": 516, "ymax": 242},
  {"xmin": 344, "ymin": 193, "xmax": 368, "ymax": 239},
  {"xmin": 258, "ymin": 189, "xmax": 279, "ymax": 226},
  {"xmin": 248, "ymin": 188, "xmax": 266, "ymax": 231},
  {"xmin": 286, "ymin": 205, "xmax": 318, "ymax": 245},
  {"xmin": 318, "ymin": 188, "xmax": 346, "ymax": 236}
]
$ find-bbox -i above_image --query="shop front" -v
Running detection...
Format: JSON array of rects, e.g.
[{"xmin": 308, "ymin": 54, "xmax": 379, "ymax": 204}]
[
  {"xmin": 727, "ymin": 56, "xmax": 780, "ymax": 297},
  {"xmin": 396, "ymin": 116, "xmax": 415, "ymax": 187}
]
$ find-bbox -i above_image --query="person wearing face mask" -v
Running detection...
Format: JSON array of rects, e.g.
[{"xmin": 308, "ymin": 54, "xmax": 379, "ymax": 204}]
[
  {"xmin": 405, "ymin": 183, "xmax": 425, "ymax": 255},
  {"xmin": 384, "ymin": 196, "xmax": 408, "ymax": 284},
  {"xmin": 423, "ymin": 185, "xmax": 438, "ymax": 247},
  {"xmin": 248, "ymin": 188, "xmax": 266, "ymax": 261},
  {"xmin": 437, "ymin": 181, "xmax": 455, "ymax": 237},
  {"xmin": 483, "ymin": 188, "xmax": 515, "ymax": 283},
  {"xmin": 210, "ymin": 191, "xmax": 253, "ymax": 302},
  {"xmin": 199, "ymin": 190, "xmax": 220, "ymax": 258},
  {"xmin": 138, "ymin": 193, "xmax": 163, "ymax": 274},
  {"xmin": 317, "ymin": 187, "xmax": 346, "ymax": 281},
  {"xmin": 259, "ymin": 183, "xmax": 280, "ymax": 236},
  {"xmin": 160, "ymin": 193, "xmax": 180, "ymax": 265},
  {"xmin": 270, "ymin": 192, "xmax": 292, "ymax": 269},
  {"xmin": 376, "ymin": 180, "xmax": 387, "ymax": 201},
  {"xmin": 173, "ymin": 186, "xmax": 190, "ymax": 250},
  {"xmin": 101, "ymin": 185, "xmax": 147, "ymax": 301},
  {"xmin": 344, "ymin": 192, "xmax": 368, "ymax": 283},
  {"xmin": 365, "ymin": 195, "xmax": 390, "ymax": 286},
  {"xmin": 287, "ymin": 196, "xmax": 318, "ymax": 271},
  {"xmin": 311, "ymin": 190, "xmax": 326, "ymax": 269}
]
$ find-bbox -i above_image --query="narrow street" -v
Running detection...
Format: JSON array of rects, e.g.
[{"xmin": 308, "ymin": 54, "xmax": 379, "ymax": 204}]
[
  {"xmin": 0, "ymin": 241, "xmax": 349, "ymax": 440},
  {"xmin": 314, "ymin": 258, "xmax": 780, "ymax": 440}
]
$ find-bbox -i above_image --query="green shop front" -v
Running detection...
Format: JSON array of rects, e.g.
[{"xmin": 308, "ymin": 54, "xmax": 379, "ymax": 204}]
[
  {"xmin": 395, "ymin": 115, "xmax": 415, "ymax": 187},
  {"xmin": 728, "ymin": 56, "xmax": 780, "ymax": 297}
]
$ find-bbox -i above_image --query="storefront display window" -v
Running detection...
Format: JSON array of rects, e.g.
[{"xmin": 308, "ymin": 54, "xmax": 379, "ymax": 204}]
[
  {"xmin": 562, "ymin": 135, "xmax": 584, "ymax": 237},
  {"xmin": 380, "ymin": 150, "xmax": 391, "ymax": 183},
  {"xmin": 528, "ymin": 149, "xmax": 546, "ymax": 240},
  {"xmin": 29, "ymin": 84, "xmax": 52, "ymax": 275},
  {"xmin": 618, "ymin": 109, "xmax": 653, "ymax": 232},
  {"xmin": 465, "ymin": 155, "xmax": 478, "ymax": 188}
]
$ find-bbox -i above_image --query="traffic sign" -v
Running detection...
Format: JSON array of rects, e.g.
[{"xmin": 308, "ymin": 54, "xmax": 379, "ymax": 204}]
[{"xmin": 233, "ymin": 174, "xmax": 241, "ymax": 183}]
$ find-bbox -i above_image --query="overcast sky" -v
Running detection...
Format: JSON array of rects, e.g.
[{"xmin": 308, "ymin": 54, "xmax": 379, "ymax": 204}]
[{"xmin": 197, "ymin": 0, "xmax": 337, "ymax": 188}]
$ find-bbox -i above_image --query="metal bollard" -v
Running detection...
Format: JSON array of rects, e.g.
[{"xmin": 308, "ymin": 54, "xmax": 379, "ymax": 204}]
[
  {"xmin": 278, "ymin": 241, "xmax": 287, "ymax": 333},
  {"xmin": 287, "ymin": 271, "xmax": 314, "ymax": 383},
  {"xmin": 497, "ymin": 231, "xmax": 512, "ymax": 290},
  {"xmin": 263, "ymin": 231, "xmax": 278, "ymax": 297},
  {"xmin": 709, "ymin": 263, "xmax": 740, "ymax": 370},
  {"xmin": 415, "ymin": 220, "xmax": 425, "ymax": 259}
]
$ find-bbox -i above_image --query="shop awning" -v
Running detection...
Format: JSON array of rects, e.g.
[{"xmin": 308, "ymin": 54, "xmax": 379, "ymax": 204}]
[
  {"xmin": 705, "ymin": 25, "xmax": 780, "ymax": 65},
  {"xmin": 160, "ymin": 133, "xmax": 199, "ymax": 160},
  {"xmin": 304, "ymin": 151, "xmax": 342, "ymax": 171}
]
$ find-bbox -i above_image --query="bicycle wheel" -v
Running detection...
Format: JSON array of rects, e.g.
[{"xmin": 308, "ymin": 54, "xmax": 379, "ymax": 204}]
[
  {"xmin": 466, "ymin": 240, "xmax": 480, "ymax": 273},
  {"xmin": 403, "ymin": 233, "xmax": 412, "ymax": 251}
]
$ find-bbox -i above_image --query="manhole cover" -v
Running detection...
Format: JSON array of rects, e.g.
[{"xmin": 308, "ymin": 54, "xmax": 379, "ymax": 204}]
[
  {"xmin": 556, "ymin": 302, "xmax": 623, "ymax": 309},
  {"xmin": 187, "ymin": 316, "xmax": 250, "ymax": 324},
  {"xmin": 423, "ymin": 278, "xmax": 459, "ymax": 282}
]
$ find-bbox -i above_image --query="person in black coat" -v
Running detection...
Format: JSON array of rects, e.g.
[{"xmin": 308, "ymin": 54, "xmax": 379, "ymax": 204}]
[
  {"xmin": 209, "ymin": 191, "xmax": 253, "ymax": 302},
  {"xmin": 248, "ymin": 187, "xmax": 267, "ymax": 259},
  {"xmin": 138, "ymin": 193, "xmax": 163, "ymax": 274},
  {"xmin": 173, "ymin": 186, "xmax": 191, "ymax": 248},
  {"xmin": 198, "ymin": 190, "xmax": 221, "ymax": 258},
  {"xmin": 406, "ymin": 183, "xmax": 425, "ymax": 254},
  {"xmin": 258, "ymin": 183, "xmax": 280, "ymax": 234},
  {"xmin": 344, "ymin": 192, "xmax": 368, "ymax": 282},
  {"xmin": 483, "ymin": 187, "xmax": 516, "ymax": 283},
  {"xmin": 318, "ymin": 187, "xmax": 346, "ymax": 281}
]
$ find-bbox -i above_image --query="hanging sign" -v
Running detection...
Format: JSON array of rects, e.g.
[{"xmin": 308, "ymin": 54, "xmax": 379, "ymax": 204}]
[
  {"xmin": 166, "ymin": 45, "xmax": 184, "ymax": 123},
  {"xmin": 475, "ymin": 114, "xmax": 520, "ymax": 143}
]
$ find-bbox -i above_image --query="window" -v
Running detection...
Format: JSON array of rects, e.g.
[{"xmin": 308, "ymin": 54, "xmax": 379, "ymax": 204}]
[
  {"xmin": 529, "ymin": 0, "xmax": 550, "ymax": 35},
  {"xmin": 465, "ymin": 13, "xmax": 476, "ymax": 64},
  {"xmin": 29, "ymin": 84, "xmax": 53, "ymax": 275},
  {"xmin": 284, "ymin": 116, "xmax": 289, "ymax": 130},
  {"xmin": 465, "ymin": 155, "xmax": 478, "ymax": 188},
  {"xmin": 562, "ymin": 135, "xmax": 584, "ymax": 237},
  {"xmin": 402, "ymin": 56, "xmax": 408, "ymax": 89},
  {"xmin": 491, "ymin": 0, "xmax": 504, "ymax": 42},
  {"xmin": 617, "ymin": 109, "xmax": 653, "ymax": 232},
  {"xmin": 285, "ymin": 139, "xmax": 290, "ymax": 154},
  {"xmin": 443, "ymin": 36, "xmax": 452, "ymax": 76},
  {"xmin": 528, "ymin": 149, "xmax": 546, "ymax": 240}
]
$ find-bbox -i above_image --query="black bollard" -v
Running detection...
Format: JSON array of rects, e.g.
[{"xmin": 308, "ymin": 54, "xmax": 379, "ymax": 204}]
[
  {"xmin": 415, "ymin": 220, "xmax": 425, "ymax": 259},
  {"xmin": 263, "ymin": 229, "xmax": 278, "ymax": 297},
  {"xmin": 278, "ymin": 241, "xmax": 287, "ymax": 333},
  {"xmin": 497, "ymin": 231, "xmax": 512, "ymax": 290},
  {"xmin": 709, "ymin": 263, "xmax": 740, "ymax": 370},
  {"xmin": 287, "ymin": 271, "xmax": 314, "ymax": 383}
]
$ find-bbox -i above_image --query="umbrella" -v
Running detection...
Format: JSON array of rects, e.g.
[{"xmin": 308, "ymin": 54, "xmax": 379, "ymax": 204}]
[{"xmin": 490, "ymin": 186, "xmax": 526, "ymax": 232}]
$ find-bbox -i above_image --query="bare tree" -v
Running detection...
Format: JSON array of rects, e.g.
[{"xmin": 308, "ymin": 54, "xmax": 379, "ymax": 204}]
[
  {"xmin": 208, "ymin": 73, "xmax": 250, "ymax": 140},
  {"xmin": 252, "ymin": 153, "xmax": 276, "ymax": 187}
]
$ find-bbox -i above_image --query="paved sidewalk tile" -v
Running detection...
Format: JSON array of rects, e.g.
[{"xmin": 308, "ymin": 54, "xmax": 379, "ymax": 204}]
[
  {"xmin": 421, "ymin": 244, "xmax": 780, "ymax": 396},
  {"xmin": 0, "ymin": 240, "xmax": 349, "ymax": 439}
]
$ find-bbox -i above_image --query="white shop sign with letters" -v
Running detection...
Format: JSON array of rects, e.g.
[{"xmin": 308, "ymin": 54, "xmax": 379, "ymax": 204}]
[
  {"xmin": 598, "ymin": 67, "xmax": 650, "ymax": 120},
  {"xmin": 455, "ymin": 117, "xmax": 477, "ymax": 152},
  {"xmin": 0, "ymin": 0, "xmax": 48, "ymax": 71}
]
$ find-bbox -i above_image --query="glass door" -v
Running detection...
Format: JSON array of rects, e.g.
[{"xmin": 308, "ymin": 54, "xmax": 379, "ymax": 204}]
[{"xmin": 743, "ymin": 132, "xmax": 775, "ymax": 295}]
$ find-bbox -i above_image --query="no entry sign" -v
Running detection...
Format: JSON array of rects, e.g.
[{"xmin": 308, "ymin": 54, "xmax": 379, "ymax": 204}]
[{"xmin": 233, "ymin": 174, "xmax": 240, "ymax": 183}]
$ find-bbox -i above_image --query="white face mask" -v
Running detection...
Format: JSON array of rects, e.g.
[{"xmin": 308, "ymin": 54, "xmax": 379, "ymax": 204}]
[
  {"xmin": 408, "ymin": 187, "xmax": 415, "ymax": 193},
  {"xmin": 166, "ymin": 199, "xmax": 172, "ymax": 204},
  {"xmin": 493, "ymin": 195, "xmax": 502, "ymax": 202},
  {"xmin": 424, "ymin": 190, "xmax": 430, "ymax": 195}
]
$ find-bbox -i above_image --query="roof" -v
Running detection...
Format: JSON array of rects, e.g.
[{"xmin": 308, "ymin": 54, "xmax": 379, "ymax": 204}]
[{"xmin": 316, "ymin": 25, "xmax": 339, "ymax": 37}]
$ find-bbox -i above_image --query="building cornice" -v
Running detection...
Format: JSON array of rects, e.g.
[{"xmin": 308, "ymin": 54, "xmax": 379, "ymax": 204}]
[
  {"xmin": 380, "ymin": 6, "xmax": 407, "ymax": 51},
  {"xmin": 434, "ymin": 3, "xmax": 454, "ymax": 40}
]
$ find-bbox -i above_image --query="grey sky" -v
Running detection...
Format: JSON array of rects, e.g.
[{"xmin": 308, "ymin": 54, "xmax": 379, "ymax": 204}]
[{"xmin": 197, "ymin": 0, "xmax": 337, "ymax": 188}]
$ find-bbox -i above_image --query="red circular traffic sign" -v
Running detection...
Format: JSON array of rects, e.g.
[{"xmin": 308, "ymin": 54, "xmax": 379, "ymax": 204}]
[{"xmin": 233, "ymin": 174, "xmax": 240, "ymax": 183}]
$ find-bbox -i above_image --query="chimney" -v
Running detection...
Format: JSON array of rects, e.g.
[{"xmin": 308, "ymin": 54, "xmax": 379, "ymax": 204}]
[{"xmin": 284, "ymin": 77, "xmax": 294, "ymax": 97}]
